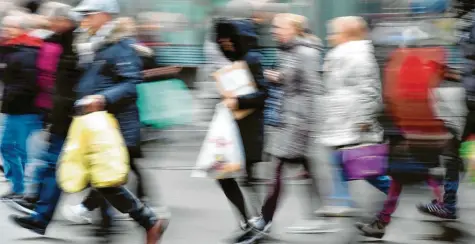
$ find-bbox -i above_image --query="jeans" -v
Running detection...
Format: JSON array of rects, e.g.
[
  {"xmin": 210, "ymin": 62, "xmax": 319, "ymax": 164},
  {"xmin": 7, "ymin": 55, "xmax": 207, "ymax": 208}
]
[
  {"xmin": 1, "ymin": 114, "xmax": 43, "ymax": 193},
  {"xmin": 31, "ymin": 133, "xmax": 65, "ymax": 225},
  {"xmin": 329, "ymin": 149, "xmax": 391, "ymax": 207},
  {"xmin": 82, "ymin": 187, "xmax": 158, "ymax": 230}
]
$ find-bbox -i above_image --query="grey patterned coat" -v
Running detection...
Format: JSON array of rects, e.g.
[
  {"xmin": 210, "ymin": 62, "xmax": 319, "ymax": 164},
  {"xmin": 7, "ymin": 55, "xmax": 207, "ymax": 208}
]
[{"xmin": 270, "ymin": 37, "xmax": 323, "ymax": 159}]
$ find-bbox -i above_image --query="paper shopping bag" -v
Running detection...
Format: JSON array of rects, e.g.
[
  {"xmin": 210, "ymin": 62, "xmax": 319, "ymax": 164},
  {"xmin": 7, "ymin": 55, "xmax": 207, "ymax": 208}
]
[{"xmin": 192, "ymin": 104, "xmax": 245, "ymax": 179}]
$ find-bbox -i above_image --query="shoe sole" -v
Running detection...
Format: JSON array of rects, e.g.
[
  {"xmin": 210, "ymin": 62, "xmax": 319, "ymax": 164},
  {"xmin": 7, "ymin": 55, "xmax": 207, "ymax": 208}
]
[
  {"xmin": 356, "ymin": 226, "xmax": 384, "ymax": 239},
  {"xmin": 5, "ymin": 200, "xmax": 37, "ymax": 215},
  {"xmin": 9, "ymin": 216, "xmax": 46, "ymax": 235}
]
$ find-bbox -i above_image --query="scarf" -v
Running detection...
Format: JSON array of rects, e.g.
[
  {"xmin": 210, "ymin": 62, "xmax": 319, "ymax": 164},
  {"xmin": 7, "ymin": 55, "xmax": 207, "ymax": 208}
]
[{"xmin": 74, "ymin": 20, "xmax": 118, "ymax": 65}]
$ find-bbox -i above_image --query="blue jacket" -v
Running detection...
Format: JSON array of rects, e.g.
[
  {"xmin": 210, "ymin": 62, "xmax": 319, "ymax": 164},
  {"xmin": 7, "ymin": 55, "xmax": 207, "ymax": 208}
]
[
  {"xmin": 76, "ymin": 37, "xmax": 142, "ymax": 148},
  {"xmin": 215, "ymin": 18, "xmax": 268, "ymax": 161}
]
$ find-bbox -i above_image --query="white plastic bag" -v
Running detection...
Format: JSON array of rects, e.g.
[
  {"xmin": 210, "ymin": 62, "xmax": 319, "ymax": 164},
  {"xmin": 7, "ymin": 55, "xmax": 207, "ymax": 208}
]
[{"xmin": 192, "ymin": 103, "xmax": 245, "ymax": 179}]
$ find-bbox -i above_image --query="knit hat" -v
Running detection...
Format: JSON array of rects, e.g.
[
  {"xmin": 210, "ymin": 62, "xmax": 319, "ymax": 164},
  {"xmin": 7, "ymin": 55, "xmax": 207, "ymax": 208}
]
[{"xmin": 72, "ymin": 0, "xmax": 120, "ymax": 15}]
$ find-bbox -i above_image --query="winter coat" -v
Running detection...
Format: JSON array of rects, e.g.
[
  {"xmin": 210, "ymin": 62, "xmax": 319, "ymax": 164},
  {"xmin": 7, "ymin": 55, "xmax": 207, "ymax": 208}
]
[
  {"xmin": 320, "ymin": 40, "xmax": 384, "ymax": 147},
  {"xmin": 30, "ymin": 30, "xmax": 63, "ymax": 111},
  {"xmin": 49, "ymin": 30, "xmax": 82, "ymax": 138},
  {"xmin": 215, "ymin": 18, "xmax": 268, "ymax": 162},
  {"xmin": 75, "ymin": 18, "xmax": 144, "ymax": 150},
  {"xmin": 1, "ymin": 34, "xmax": 42, "ymax": 115},
  {"xmin": 270, "ymin": 37, "xmax": 323, "ymax": 159}
]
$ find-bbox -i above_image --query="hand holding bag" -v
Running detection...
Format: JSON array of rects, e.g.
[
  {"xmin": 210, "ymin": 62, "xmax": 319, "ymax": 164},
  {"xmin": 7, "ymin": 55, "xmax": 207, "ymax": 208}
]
[{"xmin": 341, "ymin": 143, "xmax": 388, "ymax": 181}]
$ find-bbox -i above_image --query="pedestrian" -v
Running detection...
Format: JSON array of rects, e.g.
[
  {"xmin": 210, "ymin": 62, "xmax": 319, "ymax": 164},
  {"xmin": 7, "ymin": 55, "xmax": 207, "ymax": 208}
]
[
  {"xmin": 6, "ymin": 1, "xmax": 82, "ymax": 216},
  {"xmin": 236, "ymin": 13, "xmax": 331, "ymax": 243},
  {"xmin": 54, "ymin": 0, "xmax": 168, "ymax": 243},
  {"xmin": 0, "ymin": 13, "xmax": 44, "ymax": 200},
  {"xmin": 212, "ymin": 17, "xmax": 268, "ymax": 243},
  {"xmin": 316, "ymin": 16, "xmax": 391, "ymax": 217}
]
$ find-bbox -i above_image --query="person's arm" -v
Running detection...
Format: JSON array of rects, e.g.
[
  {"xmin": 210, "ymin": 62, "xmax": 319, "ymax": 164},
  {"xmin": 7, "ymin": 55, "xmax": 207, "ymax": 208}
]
[
  {"xmin": 236, "ymin": 52, "xmax": 268, "ymax": 110},
  {"xmin": 300, "ymin": 47, "xmax": 322, "ymax": 131},
  {"xmin": 353, "ymin": 56, "xmax": 383, "ymax": 127},
  {"xmin": 97, "ymin": 47, "xmax": 142, "ymax": 107}
]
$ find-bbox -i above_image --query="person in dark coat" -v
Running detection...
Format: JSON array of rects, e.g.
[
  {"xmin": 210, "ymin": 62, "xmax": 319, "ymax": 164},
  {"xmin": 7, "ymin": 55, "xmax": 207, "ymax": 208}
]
[
  {"xmin": 213, "ymin": 17, "xmax": 268, "ymax": 240},
  {"xmin": 0, "ymin": 15, "xmax": 44, "ymax": 200},
  {"xmin": 6, "ymin": 2, "xmax": 83, "ymax": 218}
]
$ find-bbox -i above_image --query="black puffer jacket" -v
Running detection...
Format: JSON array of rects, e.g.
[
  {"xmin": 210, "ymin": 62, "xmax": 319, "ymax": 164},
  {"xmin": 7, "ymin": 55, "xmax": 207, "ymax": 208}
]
[{"xmin": 49, "ymin": 30, "xmax": 82, "ymax": 137}]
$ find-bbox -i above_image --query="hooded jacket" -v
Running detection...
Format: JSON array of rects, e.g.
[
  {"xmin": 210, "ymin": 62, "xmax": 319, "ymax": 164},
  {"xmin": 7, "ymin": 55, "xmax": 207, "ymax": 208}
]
[
  {"xmin": 215, "ymin": 18, "xmax": 268, "ymax": 161},
  {"xmin": 1, "ymin": 34, "xmax": 42, "ymax": 115}
]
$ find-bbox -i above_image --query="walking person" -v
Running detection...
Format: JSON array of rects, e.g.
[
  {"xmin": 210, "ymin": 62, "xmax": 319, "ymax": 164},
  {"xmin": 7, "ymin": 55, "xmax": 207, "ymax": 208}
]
[
  {"xmin": 317, "ymin": 16, "xmax": 390, "ymax": 217},
  {"xmin": 212, "ymin": 17, "xmax": 268, "ymax": 243},
  {"xmin": 6, "ymin": 1, "xmax": 82, "ymax": 215},
  {"xmin": 10, "ymin": 1, "xmax": 169, "ymax": 243},
  {"xmin": 236, "ymin": 13, "xmax": 330, "ymax": 243},
  {"xmin": 0, "ymin": 13, "xmax": 44, "ymax": 200}
]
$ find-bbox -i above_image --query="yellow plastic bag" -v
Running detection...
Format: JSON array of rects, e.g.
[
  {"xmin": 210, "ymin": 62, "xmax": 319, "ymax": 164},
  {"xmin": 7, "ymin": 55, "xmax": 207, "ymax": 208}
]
[
  {"xmin": 58, "ymin": 112, "xmax": 130, "ymax": 193},
  {"xmin": 57, "ymin": 116, "xmax": 89, "ymax": 193}
]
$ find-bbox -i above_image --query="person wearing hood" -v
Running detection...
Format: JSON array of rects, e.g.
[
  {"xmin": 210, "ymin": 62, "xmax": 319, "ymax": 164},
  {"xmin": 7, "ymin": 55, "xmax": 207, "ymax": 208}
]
[
  {"xmin": 7, "ymin": 1, "xmax": 83, "ymax": 227},
  {"xmin": 236, "ymin": 14, "xmax": 328, "ymax": 243},
  {"xmin": 316, "ymin": 16, "xmax": 391, "ymax": 216},
  {"xmin": 0, "ymin": 14, "xmax": 44, "ymax": 201},
  {"xmin": 213, "ymin": 17, "xmax": 268, "ymax": 241}
]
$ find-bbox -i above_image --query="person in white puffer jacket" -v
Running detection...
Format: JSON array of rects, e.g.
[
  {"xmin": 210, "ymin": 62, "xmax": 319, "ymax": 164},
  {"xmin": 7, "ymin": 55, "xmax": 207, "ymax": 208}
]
[{"xmin": 316, "ymin": 16, "xmax": 391, "ymax": 217}]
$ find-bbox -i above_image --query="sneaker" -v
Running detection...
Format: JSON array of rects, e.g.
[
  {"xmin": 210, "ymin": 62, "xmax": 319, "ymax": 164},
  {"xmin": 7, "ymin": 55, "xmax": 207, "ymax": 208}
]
[
  {"xmin": 61, "ymin": 204, "xmax": 93, "ymax": 224},
  {"xmin": 286, "ymin": 219, "xmax": 341, "ymax": 234},
  {"xmin": 5, "ymin": 198, "xmax": 37, "ymax": 215},
  {"xmin": 146, "ymin": 218, "xmax": 169, "ymax": 244},
  {"xmin": 250, "ymin": 216, "xmax": 272, "ymax": 233},
  {"xmin": 355, "ymin": 218, "xmax": 387, "ymax": 239},
  {"xmin": 234, "ymin": 217, "xmax": 272, "ymax": 244},
  {"xmin": 315, "ymin": 206, "xmax": 357, "ymax": 217},
  {"xmin": 0, "ymin": 192, "xmax": 23, "ymax": 201},
  {"xmin": 417, "ymin": 201, "xmax": 457, "ymax": 220},
  {"xmin": 9, "ymin": 215, "xmax": 46, "ymax": 235}
]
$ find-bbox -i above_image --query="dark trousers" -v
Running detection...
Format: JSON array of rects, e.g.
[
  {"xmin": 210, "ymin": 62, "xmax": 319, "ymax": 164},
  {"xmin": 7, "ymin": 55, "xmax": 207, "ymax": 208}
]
[
  {"xmin": 260, "ymin": 157, "xmax": 319, "ymax": 223},
  {"xmin": 82, "ymin": 186, "xmax": 158, "ymax": 230},
  {"xmin": 217, "ymin": 159, "xmax": 261, "ymax": 223}
]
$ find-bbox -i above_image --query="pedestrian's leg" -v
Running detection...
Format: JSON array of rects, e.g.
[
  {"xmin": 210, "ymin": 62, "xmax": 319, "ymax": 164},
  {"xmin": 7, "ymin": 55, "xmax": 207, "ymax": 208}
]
[
  {"xmin": 261, "ymin": 158, "xmax": 285, "ymax": 223},
  {"xmin": 10, "ymin": 134, "xmax": 66, "ymax": 235},
  {"xmin": 95, "ymin": 186, "xmax": 163, "ymax": 229},
  {"xmin": 23, "ymin": 115, "xmax": 46, "ymax": 200},
  {"xmin": 129, "ymin": 156, "xmax": 146, "ymax": 200},
  {"xmin": 378, "ymin": 178, "xmax": 403, "ymax": 224},
  {"xmin": 357, "ymin": 178, "xmax": 402, "ymax": 239},
  {"xmin": 218, "ymin": 178, "xmax": 249, "ymax": 223},
  {"xmin": 1, "ymin": 115, "xmax": 23, "ymax": 195},
  {"xmin": 327, "ymin": 150, "xmax": 352, "ymax": 206},
  {"xmin": 443, "ymin": 135, "xmax": 461, "ymax": 214},
  {"xmin": 242, "ymin": 159, "xmax": 261, "ymax": 217},
  {"xmin": 82, "ymin": 189, "xmax": 102, "ymax": 211},
  {"xmin": 366, "ymin": 175, "xmax": 391, "ymax": 195},
  {"xmin": 301, "ymin": 157, "xmax": 323, "ymax": 213}
]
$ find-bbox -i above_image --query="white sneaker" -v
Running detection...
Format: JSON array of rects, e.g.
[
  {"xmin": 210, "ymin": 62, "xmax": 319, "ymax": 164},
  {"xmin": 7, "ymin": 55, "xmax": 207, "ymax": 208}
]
[
  {"xmin": 61, "ymin": 204, "xmax": 93, "ymax": 224},
  {"xmin": 286, "ymin": 219, "xmax": 341, "ymax": 234},
  {"xmin": 314, "ymin": 206, "xmax": 357, "ymax": 217}
]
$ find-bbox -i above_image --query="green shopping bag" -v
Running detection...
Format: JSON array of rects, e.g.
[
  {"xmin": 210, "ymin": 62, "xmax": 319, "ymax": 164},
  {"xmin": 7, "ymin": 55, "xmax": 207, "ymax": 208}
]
[
  {"xmin": 137, "ymin": 79, "xmax": 193, "ymax": 129},
  {"xmin": 460, "ymin": 140, "xmax": 475, "ymax": 182}
]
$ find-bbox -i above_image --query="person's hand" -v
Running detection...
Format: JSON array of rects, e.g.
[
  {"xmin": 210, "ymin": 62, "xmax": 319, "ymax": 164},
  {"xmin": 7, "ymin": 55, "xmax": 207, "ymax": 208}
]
[
  {"xmin": 223, "ymin": 98, "xmax": 238, "ymax": 110},
  {"xmin": 83, "ymin": 95, "xmax": 106, "ymax": 113},
  {"xmin": 264, "ymin": 70, "xmax": 280, "ymax": 82}
]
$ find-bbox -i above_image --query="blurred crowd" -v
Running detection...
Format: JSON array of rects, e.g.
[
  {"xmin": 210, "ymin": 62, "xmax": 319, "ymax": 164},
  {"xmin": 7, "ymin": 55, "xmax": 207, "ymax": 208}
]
[{"xmin": 0, "ymin": 0, "xmax": 475, "ymax": 244}]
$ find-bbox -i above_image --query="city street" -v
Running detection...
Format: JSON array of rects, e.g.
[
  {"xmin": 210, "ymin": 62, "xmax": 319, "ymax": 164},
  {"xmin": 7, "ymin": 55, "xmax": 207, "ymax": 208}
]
[{"xmin": 1, "ymin": 135, "xmax": 475, "ymax": 244}]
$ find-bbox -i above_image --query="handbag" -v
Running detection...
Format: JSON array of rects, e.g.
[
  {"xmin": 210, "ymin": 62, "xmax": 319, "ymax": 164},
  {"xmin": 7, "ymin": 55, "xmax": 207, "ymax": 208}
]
[{"xmin": 341, "ymin": 143, "xmax": 388, "ymax": 181}]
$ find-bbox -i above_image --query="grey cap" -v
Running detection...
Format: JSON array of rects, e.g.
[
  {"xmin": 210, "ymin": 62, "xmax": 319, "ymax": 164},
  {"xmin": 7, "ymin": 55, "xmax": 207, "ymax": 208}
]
[{"xmin": 72, "ymin": 0, "xmax": 120, "ymax": 15}]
